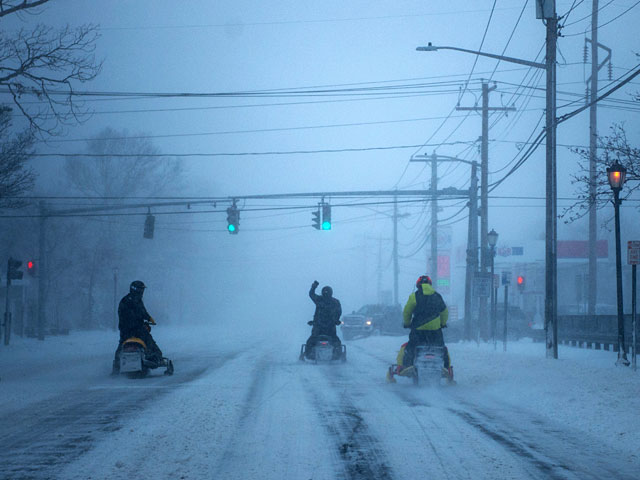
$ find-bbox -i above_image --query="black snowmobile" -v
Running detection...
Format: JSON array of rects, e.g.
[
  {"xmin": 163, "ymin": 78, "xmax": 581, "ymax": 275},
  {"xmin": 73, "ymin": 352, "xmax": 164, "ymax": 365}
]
[{"xmin": 118, "ymin": 322, "xmax": 174, "ymax": 378}]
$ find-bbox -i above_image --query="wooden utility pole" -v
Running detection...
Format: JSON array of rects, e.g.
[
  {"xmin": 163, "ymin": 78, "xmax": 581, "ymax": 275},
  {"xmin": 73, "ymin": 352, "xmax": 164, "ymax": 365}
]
[
  {"xmin": 465, "ymin": 161, "xmax": 479, "ymax": 341},
  {"xmin": 457, "ymin": 81, "xmax": 515, "ymax": 339}
]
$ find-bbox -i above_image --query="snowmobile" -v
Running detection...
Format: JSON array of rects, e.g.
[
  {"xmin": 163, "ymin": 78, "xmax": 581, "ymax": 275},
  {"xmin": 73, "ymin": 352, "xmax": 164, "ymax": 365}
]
[
  {"xmin": 299, "ymin": 334, "xmax": 347, "ymax": 363},
  {"xmin": 386, "ymin": 344, "xmax": 454, "ymax": 386},
  {"xmin": 119, "ymin": 322, "xmax": 174, "ymax": 377}
]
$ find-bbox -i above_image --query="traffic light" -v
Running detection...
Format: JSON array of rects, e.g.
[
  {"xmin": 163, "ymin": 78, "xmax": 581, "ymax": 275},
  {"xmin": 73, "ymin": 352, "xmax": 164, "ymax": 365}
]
[
  {"xmin": 312, "ymin": 207, "xmax": 321, "ymax": 230},
  {"xmin": 143, "ymin": 213, "xmax": 155, "ymax": 239},
  {"xmin": 7, "ymin": 257, "xmax": 23, "ymax": 281},
  {"xmin": 516, "ymin": 275, "xmax": 525, "ymax": 293},
  {"xmin": 27, "ymin": 260, "xmax": 36, "ymax": 277},
  {"xmin": 321, "ymin": 203, "xmax": 331, "ymax": 230},
  {"xmin": 226, "ymin": 204, "xmax": 240, "ymax": 234}
]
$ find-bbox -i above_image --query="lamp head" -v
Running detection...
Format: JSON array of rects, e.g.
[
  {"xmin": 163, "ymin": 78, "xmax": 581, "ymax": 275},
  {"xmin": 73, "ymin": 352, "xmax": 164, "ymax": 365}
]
[
  {"xmin": 487, "ymin": 228, "xmax": 499, "ymax": 248},
  {"xmin": 607, "ymin": 162, "xmax": 627, "ymax": 192},
  {"xmin": 416, "ymin": 42, "xmax": 438, "ymax": 52}
]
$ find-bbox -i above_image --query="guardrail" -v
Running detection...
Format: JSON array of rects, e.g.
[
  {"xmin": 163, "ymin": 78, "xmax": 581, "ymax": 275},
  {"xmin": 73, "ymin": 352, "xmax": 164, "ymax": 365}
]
[
  {"xmin": 530, "ymin": 315, "xmax": 637, "ymax": 354},
  {"xmin": 447, "ymin": 315, "xmax": 637, "ymax": 354}
]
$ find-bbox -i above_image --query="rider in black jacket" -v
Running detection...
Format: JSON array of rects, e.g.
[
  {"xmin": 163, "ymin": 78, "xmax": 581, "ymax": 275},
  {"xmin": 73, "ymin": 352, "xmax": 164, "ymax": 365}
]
[
  {"xmin": 111, "ymin": 280, "xmax": 163, "ymax": 375},
  {"xmin": 305, "ymin": 280, "xmax": 342, "ymax": 359}
]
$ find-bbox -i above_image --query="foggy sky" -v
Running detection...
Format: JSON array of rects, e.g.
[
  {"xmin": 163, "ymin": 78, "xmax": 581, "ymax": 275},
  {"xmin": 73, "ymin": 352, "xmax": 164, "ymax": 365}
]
[{"xmin": 3, "ymin": 1, "xmax": 640, "ymax": 323}]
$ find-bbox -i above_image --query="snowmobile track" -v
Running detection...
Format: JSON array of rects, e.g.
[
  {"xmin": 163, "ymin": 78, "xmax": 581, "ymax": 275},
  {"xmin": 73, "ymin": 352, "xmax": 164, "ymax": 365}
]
[
  {"xmin": 447, "ymin": 405, "xmax": 638, "ymax": 480},
  {"xmin": 0, "ymin": 353, "xmax": 235, "ymax": 480},
  {"xmin": 303, "ymin": 376, "xmax": 394, "ymax": 480}
]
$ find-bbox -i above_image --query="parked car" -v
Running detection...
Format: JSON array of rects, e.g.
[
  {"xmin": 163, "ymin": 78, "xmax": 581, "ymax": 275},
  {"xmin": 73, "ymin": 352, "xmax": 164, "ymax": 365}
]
[
  {"xmin": 493, "ymin": 305, "xmax": 536, "ymax": 339},
  {"xmin": 341, "ymin": 304, "xmax": 403, "ymax": 340}
]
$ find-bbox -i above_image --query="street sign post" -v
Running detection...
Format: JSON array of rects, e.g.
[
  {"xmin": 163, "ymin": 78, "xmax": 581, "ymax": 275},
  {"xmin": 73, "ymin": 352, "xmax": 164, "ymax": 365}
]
[
  {"xmin": 628, "ymin": 241, "xmax": 640, "ymax": 371},
  {"xmin": 474, "ymin": 272, "xmax": 492, "ymax": 298}
]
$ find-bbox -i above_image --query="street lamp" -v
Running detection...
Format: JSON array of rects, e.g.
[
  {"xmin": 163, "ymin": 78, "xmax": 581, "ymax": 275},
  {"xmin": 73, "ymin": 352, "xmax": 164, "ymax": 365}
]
[
  {"xmin": 488, "ymin": 229, "xmax": 499, "ymax": 348},
  {"xmin": 417, "ymin": 20, "xmax": 559, "ymax": 359},
  {"xmin": 607, "ymin": 161, "xmax": 630, "ymax": 366}
]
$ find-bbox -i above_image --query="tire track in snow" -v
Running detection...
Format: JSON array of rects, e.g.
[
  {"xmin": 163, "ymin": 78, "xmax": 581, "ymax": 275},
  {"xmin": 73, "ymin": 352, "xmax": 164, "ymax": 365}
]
[
  {"xmin": 370, "ymin": 338, "xmax": 637, "ymax": 480},
  {"xmin": 0, "ymin": 352, "xmax": 235, "ymax": 480},
  {"xmin": 302, "ymin": 370, "xmax": 394, "ymax": 480},
  {"xmin": 446, "ymin": 403, "xmax": 639, "ymax": 480}
]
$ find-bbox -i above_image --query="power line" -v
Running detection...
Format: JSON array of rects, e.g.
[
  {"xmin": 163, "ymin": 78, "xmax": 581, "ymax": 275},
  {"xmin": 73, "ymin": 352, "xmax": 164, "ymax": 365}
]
[
  {"xmin": 458, "ymin": 0, "xmax": 498, "ymax": 104},
  {"xmin": 30, "ymin": 141, "xmax": 476, "ymax": 159}
]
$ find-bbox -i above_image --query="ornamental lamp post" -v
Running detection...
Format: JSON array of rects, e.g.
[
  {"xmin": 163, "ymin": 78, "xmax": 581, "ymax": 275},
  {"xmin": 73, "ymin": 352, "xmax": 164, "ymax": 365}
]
[
  {"xmin": 607, "ymin": 161, "xmax": 630, "ymax": 366},
  {"xmin": 488, "ymin": 229, "xmax": 499, "ymax": 348}
]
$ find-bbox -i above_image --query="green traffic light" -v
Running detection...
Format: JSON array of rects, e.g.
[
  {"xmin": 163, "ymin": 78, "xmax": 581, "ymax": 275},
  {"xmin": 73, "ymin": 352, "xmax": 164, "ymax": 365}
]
[
  {"xmin": 228, "ymin": 224, "xmax": 236, "ymax": 232},
  {"xmin": 321, "ymin": 221, "xmax": 331, "ymax": 230}
]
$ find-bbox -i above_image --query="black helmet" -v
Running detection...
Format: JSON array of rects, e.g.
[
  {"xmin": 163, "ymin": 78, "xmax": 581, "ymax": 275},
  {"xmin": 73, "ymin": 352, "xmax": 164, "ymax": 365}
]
[
  {"xmin": 416, "ymin": 275, "xmax": 432, "ymax": 288},
  {"xmin": 130, "ymin": 280, "xmax": 146, "ymax": 296},
  {"xmin": 321, "ymin": 286, "xmax": 333, "ymax": 298}
]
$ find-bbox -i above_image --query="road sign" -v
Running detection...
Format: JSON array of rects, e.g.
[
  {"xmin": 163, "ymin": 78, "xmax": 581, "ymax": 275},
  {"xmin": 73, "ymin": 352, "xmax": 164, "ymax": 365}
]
[
  {"xmin": 502, "ymin": 271, "xmax": 512, "ymax": 286},
  {"xmin": 474, "ymin": 272, "xmax": 492, "ymax": 297},
  {"xmin": 628, "ymin": 241, "xmax": 640, "ymax": 265}
]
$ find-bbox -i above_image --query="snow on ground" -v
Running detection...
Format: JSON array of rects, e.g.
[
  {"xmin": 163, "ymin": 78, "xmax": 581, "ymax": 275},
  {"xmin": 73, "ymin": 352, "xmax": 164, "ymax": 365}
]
[
  {"xmin": 2, "ymin": 325, "xmax": 639, "ymax": 479},
  {"xmin": 362, "ymin": 334, "xmax": 640, "ymax": 455}
]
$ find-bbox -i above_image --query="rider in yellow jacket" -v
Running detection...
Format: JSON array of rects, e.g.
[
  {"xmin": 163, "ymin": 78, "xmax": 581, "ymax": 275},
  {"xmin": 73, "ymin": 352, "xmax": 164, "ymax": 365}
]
[{"xmin": 401, "ymin": 275, "xmax": 451, "ymax": 371}]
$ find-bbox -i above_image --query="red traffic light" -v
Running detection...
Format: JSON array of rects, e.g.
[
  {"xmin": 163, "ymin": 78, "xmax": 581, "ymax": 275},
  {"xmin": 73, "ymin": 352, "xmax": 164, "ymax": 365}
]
[
  {"xmin": 516, "ymin": 275, "xmax": 524, "ymax": 285},
  {"xmin": 26, "ymin": 260, "xmax": 36, "ymax": 277}
]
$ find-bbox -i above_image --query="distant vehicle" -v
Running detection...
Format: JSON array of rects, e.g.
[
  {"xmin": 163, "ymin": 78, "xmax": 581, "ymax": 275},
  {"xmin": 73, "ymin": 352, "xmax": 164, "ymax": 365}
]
[
  {"xmin": 494, "ymin": 305, "xmax": 536, "ymax": 339},
  {"xmin": 340, "ymin": 304, "xmax": 403, "ymax": 340}
]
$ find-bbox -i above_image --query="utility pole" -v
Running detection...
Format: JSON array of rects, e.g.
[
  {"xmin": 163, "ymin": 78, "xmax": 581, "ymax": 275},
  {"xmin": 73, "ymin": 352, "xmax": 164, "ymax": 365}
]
[
  {"xmin": 377, "ymin": 237, "xmax": 383, "ymax": 303},
  {"xmin": 393, "ymin": 194, "xmax": 399, "ymax": 305},
  {"xmin": 543, "ymin": 4, "xmax": 559, "ymax": 359},
  {"xmin": 431, "ymin": 153, "xmax": 438, "ymax": 286},
  {"xmin": 586, "ymin": 1, "xmax": 611, "ymax": 318},
  {"xmin": 457, "ymin": 81, "xmax": 515, "ymax": 339},
  {"xmin": 588, "ymin": 0, "xmax": 599, "ymax": 319},
  {"xmin": 412, "ymin": 154, "xmax": 478, "ymax": 339},
  {"xmin": 37, "ymin": 201, "xmax": 47, "ymax": 341},
  {"xmin": 464, "ymin": 161, "xmax": 479, "ymax": 341}
]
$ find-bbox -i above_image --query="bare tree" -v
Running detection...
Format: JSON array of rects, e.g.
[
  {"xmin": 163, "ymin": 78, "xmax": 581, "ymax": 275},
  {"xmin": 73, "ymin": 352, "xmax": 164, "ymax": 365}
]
[
  {"xmin": 562, "ymin": 123, "xmax": 640, "ymax": 225},
  {"xmin": 64, "ymin": 128, "xmax": 182, "ymax": 197},
  {"xmin": 0, "ymin": 105, "xmax": 35, "ymax": 205},
  {"xmin": 0, "ymin": 2, "xmax": 101, "ymax": 135},
  {"xmin": 0, "ymin": 1, "xmax": 51, "ymax": 18},
  {"xmin": 61, "ymin": 129, "xmax": 183, "ymax": 328}
]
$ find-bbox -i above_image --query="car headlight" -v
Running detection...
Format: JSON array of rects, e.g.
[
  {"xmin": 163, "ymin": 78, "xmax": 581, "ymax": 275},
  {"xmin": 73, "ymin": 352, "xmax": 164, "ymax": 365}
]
[{"xmin": 365, "ymin": 320, "xmax": 372, "ymax": 326}]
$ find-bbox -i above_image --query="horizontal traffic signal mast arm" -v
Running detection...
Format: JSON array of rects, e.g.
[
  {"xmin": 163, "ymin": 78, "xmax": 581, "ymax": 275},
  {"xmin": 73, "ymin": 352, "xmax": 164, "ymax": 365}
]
[
  {"xmin": 234, "ymin": 188, "xmax": 469, "ymax": 200},
  {"xmin": 16, "ymin": 189, "xmax": 470, "ymax": 219}
]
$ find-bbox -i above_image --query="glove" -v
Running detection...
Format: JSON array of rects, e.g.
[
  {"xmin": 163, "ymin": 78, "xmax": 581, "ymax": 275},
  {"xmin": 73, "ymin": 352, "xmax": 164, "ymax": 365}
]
[
  {"xmin": 148, "ymin": 316, "xmax": 156, "ymax": 325},
  {"xmin": 335, "ymin": 320, "xmax": 342, "ymax": 325},
  {"xmin": 307, "ymin": 321, "xmax": 314, "ymax": 326},
  {"xmin": 312, "ymin": 280, "xmax": 319, "ymax": 289},
  {"xmin": 442, "ymin": 324, "xmax": 448, "ymax": 328}
]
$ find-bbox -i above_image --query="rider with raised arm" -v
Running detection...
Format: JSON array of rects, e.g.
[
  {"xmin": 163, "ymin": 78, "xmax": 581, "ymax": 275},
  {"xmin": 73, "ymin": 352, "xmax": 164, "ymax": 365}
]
[{"xmin": 305, "ymin": 280, "xmax": 343, "ymax": 360}]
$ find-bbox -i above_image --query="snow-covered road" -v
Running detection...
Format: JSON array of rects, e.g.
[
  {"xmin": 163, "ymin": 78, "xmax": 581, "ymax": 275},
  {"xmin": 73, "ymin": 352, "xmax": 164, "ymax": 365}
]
[{"xmin": 1, "ymin": 324, "xmax": 638, "ymax": 479}]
